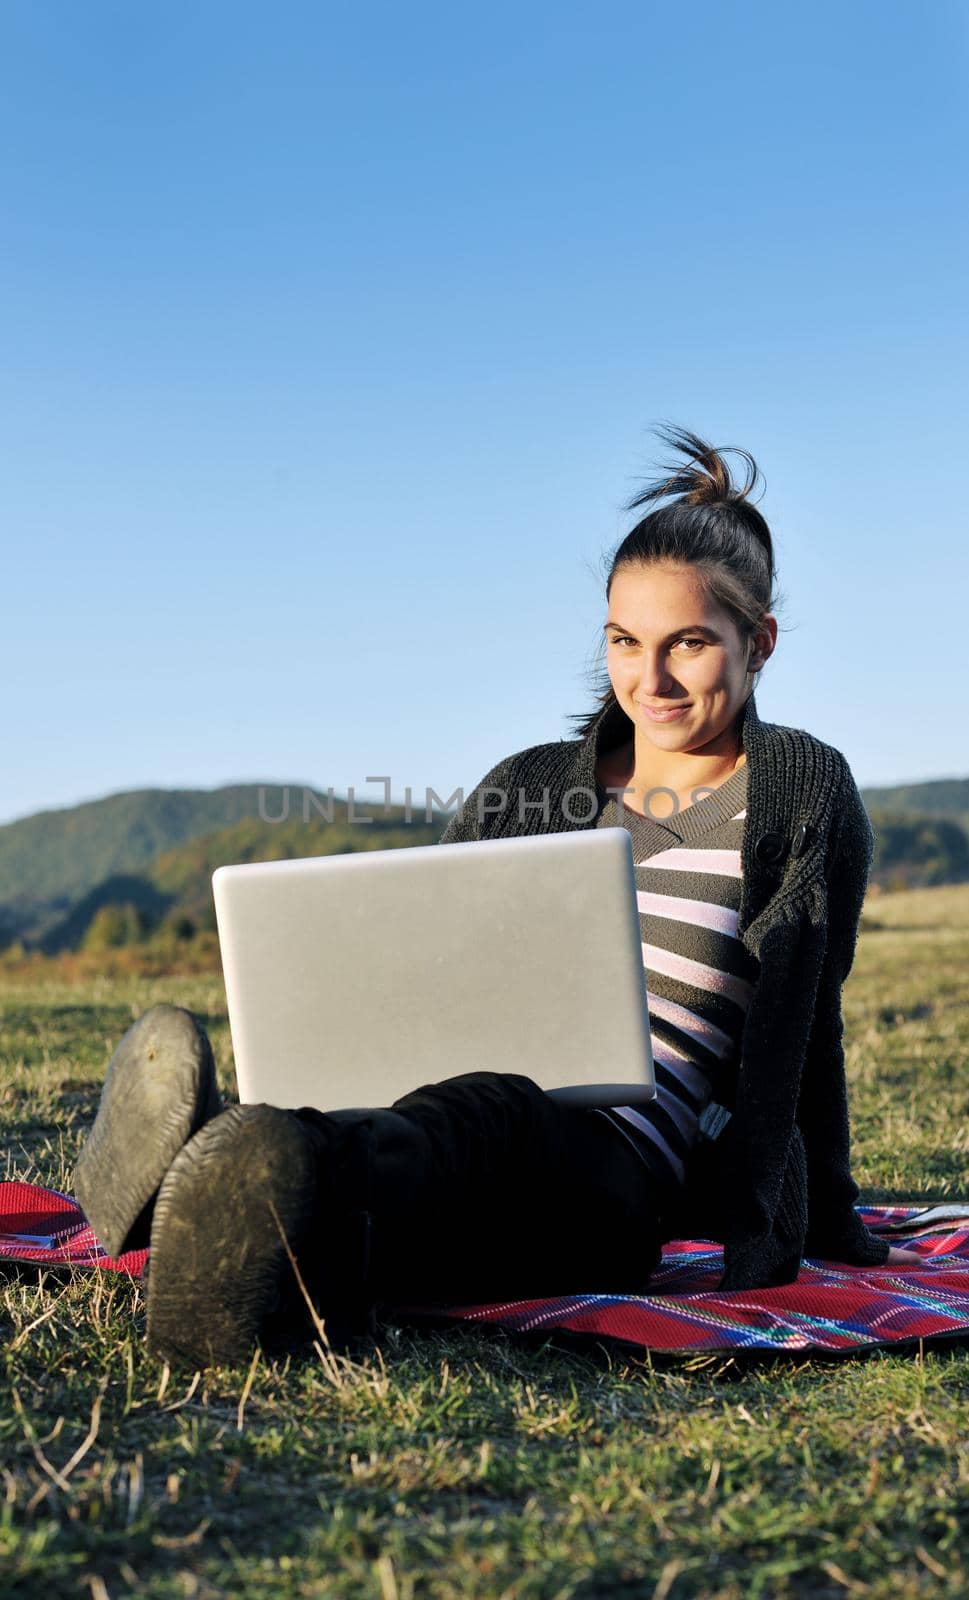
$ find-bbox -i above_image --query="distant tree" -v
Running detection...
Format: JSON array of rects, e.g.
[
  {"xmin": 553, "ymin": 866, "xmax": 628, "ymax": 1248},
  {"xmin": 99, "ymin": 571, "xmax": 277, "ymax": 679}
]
[
  {"xmin": 870, "ymin": 812, "xmax": 969, "ymax": 889},
  {"xmin": 83, "ymin": 903, "xmax": 145, "ymax": 950}
]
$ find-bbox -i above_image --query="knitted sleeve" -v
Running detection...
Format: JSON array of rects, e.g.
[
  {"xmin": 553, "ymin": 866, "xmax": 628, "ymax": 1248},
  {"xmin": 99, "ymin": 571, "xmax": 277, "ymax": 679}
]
[
  {"xmin": 437, "ymin": 754, "xmax": 520, "ymax": 846},
  {"xmin": 714, "ymin": 908, "xmax": 823, "ymax": 1291},
  {"xmin": 799, "ymin": 765, "xmax": 891, "ymax": 1266}
]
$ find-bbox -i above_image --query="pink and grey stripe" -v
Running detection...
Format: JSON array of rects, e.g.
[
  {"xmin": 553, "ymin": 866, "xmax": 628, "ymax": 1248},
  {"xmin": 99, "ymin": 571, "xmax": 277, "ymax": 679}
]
[{"xmin": 593, "ymin": 761, "xmax": 757, "ymax": 1201}]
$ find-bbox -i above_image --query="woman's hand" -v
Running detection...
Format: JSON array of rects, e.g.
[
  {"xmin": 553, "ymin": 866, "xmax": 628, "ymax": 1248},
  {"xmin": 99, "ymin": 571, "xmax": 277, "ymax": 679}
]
[{"xmin": 884, "ymin": 1245, "xmax": 923, "ymax": 1267}]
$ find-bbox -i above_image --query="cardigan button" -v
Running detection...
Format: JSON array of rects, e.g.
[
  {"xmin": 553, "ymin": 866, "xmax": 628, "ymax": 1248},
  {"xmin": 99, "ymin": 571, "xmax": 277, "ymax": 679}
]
[
  {"xmin": 754, "ymin": 830, "xmax": 787, "ymax": 865},
  {"xmin": 790, "ymin": 822, "xmax": 810, "ymax": 858}
]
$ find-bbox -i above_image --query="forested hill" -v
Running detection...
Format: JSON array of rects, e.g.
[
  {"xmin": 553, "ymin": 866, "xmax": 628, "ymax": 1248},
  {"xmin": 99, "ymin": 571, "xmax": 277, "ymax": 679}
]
[
  {"xmin": 1, "ymin": 772, "xmax": 968, "ymax": 953},
  {"xmin": 0, "ymin": 784, "xmax": 325, "ymax": 907},
  {"xmin": 0, "ymin": 782, "xmax": 441, "ymax": 945},
  {"xmin": 860, "ymin": 776, "xmax": 969, "ymax": 829},
  {"xmin": 35, "ymin": 810, "xmax": 441, "ymax": 953}
]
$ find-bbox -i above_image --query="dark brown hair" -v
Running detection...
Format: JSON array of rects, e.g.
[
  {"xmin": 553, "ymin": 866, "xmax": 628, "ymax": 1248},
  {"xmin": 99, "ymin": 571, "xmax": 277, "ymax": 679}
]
[{"xmin": 568, "ymin": 424, "xmax": 786, "ymax": 739}]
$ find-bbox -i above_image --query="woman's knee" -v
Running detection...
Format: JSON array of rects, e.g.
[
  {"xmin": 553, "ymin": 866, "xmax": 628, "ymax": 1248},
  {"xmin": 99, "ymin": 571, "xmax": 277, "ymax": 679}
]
[{"xmin": 392, "ymin": 1069, "xmax": 543, "ymax": 1105}]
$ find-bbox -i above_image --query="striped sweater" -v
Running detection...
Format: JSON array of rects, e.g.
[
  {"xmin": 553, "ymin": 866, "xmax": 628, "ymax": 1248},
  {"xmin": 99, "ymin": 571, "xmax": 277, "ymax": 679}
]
[
  {"xmin": 593, "ymin": 763, "xmax": 759, "ymax": 1201},
  {"xmin": 437, "ymin": 690, "xmax": 891, "ymax": 1291}
]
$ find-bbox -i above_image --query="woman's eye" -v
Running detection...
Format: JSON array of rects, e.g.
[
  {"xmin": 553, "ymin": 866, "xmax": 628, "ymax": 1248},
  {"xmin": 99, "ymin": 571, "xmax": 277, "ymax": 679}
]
[{"xmin": 609, "ymin": 635, "xmax": 706, "ymax": 650}]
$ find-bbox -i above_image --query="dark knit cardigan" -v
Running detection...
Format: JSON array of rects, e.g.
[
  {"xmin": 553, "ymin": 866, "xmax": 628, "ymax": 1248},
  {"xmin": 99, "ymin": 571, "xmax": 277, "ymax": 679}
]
[{"xmin": 437, "ymin": 689, "xmax": 891, "ymax": 1291}]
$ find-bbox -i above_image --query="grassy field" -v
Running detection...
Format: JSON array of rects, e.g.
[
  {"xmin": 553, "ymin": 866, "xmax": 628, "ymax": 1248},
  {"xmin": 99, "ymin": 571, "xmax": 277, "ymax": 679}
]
[{"xmin": 1, "ymin": 884, "xmax": 968, "ymax": 1599}]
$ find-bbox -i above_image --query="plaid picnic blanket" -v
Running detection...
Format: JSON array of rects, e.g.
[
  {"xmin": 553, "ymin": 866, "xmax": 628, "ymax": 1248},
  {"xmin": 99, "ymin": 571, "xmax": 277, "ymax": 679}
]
[{"xmin": 4, "ymin": 1180, "xmax": 969, "ymax": 1355}]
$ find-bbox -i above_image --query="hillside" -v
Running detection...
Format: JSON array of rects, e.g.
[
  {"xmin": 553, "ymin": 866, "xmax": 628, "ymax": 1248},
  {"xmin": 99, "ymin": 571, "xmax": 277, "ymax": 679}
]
[
  {"xmin": 860, "ymin": 765, "xmax": 969, "ymax": 893},
  {"xmin": 0, "ymin": 783, "xmax": 328, "ymax": 906},
  {"xmin": 2, "ymin": 770, "xmax": 968, "ymax": 955},
  {"xmin": 866, "ymin": 808, "xmax": 969, "ymax": 892},
  {"xmin": 36, "ymin": 809, "xmax": 442, "ymax": 953},
  {"xmin": 860, "ymin": 774, "xmax": 969, "ymax": 829},
  {"xmin": 0, "ymin": 782, "xmax": 444, "ymax": 945}
]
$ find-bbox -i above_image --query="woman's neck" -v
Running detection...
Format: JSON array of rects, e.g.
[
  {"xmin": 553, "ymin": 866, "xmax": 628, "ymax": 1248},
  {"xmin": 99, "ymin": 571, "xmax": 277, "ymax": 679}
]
[{"xmin": 600, "ymin": 736, "xmax": 746, "ymax": 805}]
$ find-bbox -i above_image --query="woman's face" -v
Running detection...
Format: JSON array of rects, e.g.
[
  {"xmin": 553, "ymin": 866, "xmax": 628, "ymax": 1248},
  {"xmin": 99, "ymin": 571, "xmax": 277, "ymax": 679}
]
[{"xmin": 604, "ymin": 562, "xmax": 775, "ymax": 757}]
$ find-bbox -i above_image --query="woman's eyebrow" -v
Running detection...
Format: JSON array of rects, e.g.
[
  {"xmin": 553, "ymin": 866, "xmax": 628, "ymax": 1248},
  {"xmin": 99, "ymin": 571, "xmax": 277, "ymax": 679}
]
[{"xmin": 603, "ymin": 622, "xmax": 722, "ymax": 639}]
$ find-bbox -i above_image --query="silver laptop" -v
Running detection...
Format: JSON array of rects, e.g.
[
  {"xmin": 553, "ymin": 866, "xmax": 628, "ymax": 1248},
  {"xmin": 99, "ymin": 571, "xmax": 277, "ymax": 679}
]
[{"xmin": 212, "ymin": 828, "xmax": 655, "ymax": 1113}]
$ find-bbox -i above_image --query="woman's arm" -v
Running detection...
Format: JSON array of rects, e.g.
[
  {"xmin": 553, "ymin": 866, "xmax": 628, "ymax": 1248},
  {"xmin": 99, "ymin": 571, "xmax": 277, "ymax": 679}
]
[
  {"xmin": 437, "ymin": 755, "xmax": 518, "ymax": 846},
  {"xmin": 798, "ymin": 767, "xmax": 891, "ymax": 1266}
]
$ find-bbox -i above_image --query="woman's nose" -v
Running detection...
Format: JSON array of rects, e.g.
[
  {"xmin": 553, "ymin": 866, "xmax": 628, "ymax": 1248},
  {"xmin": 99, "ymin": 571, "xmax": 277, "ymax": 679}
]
[{"xmin": 635, "ymin": 654, "xmax": 676, "ymax": 695}]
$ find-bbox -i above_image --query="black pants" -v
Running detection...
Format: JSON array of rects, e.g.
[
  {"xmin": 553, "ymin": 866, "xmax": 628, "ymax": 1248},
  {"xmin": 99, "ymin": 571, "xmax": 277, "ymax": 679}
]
[{"xmin": 325, "ymin": 1072, "xmax": 668, "ymax": 1307}]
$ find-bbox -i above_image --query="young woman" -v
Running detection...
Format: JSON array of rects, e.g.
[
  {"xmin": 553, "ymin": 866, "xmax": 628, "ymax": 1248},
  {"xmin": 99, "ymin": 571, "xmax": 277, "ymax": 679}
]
[{"xmin": 73, "ymin": 426, "xmax": 920, "ymax": 1370}]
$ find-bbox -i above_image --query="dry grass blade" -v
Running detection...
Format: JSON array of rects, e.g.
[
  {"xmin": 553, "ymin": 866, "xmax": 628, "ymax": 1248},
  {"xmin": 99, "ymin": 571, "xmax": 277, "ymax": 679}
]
[
  {"xmin": 375, "ymin": 1551, "xmax": 399, "ymax": 1600},
  {"xmin": 236, "ymin": 1345, "xmax": 261, "ymax": 1431},
  {"xmin": 8, "ymin": 1295, "xmax": 62, "ymax": 1353},
  {"xmin": 60, "ymin": 1376, "xmax": 107, "ymax": 1480},
  {"xmin": 652, "ymin": 1562, "xmax": 683, "ymax": 1600},
  {"xmin": 126, "ymin": 1453, "xmax": 145, "ymax": 1527},
  {"xmin": 11, "ymin": 1386, "xmax": 71, "ymax": 1493},
  {"xmin": 153, "ymin": 1517, "xmax": 211, "ymax": 1549},
  {"xmin": 266, "ymin": 1196, "xmax": 351, "ymax": 1391},
  {"xmin": 160, "ymin": 1371, "xmax": 201, "ymax": 1412}
]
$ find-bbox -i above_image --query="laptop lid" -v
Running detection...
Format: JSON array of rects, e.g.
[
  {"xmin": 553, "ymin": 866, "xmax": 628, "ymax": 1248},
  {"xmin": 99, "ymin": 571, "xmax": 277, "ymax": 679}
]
[{"xmin": 212, "ymin": 827, "xmax": 655, "ymax": 1113}]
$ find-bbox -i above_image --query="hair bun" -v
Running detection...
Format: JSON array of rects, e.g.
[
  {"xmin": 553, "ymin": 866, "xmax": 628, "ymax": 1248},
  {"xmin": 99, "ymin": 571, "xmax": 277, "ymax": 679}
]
[{"xmin": 627, "ymin": 424, "xmax": 761, "ymax": 514}]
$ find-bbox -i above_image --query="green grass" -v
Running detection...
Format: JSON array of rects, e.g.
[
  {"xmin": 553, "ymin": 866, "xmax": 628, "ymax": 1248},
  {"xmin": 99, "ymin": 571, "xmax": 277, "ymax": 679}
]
[{"xmin": 2, "ymin": 886, "xmax": 968, "ymax": 1598}]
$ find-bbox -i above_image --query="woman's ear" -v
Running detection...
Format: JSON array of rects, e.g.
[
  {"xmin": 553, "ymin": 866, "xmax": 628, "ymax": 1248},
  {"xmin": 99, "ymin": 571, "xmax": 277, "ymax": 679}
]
[
  {"xmin": 749, "ymin": 614, "xmax": 779, "ymax": 671},
  {"xmin": 746, "ymin": 629, "xmax": 774, "ymax": 674}
]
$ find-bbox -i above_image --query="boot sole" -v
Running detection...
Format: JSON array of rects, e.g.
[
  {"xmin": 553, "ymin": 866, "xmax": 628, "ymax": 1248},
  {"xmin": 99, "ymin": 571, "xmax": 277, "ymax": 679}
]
[
  {"xmin": 145, "ymin": 1105, "xmax": 317, "ymax": 1369},
  {"xmin": 73, "ymin": 1003, "xmax": 221, "ymax": 1258}
]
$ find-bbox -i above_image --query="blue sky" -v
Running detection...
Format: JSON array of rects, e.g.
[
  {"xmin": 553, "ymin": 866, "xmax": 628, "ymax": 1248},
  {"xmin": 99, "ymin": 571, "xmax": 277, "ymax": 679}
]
[{"xmin": 2, "ymin": 0, "xmax": 967, "ymax": 826}]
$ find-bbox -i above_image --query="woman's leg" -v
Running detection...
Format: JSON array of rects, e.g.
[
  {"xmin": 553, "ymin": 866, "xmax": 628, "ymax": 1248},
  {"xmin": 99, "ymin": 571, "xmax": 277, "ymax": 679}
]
[
  {"xmin": 144, "ymin": 1071, "xmax": 667, "ymax": 1368},
  {"xmin": 366, "ymin": 1071, "xmax": 665, "ymax": 1306}
]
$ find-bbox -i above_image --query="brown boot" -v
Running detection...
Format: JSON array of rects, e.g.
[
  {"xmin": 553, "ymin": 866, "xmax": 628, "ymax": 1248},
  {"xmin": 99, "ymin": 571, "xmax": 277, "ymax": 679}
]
[
  {"xmin": 73, "ymin": 1004, "xmax": 221, "ymax": 1258},
  {"xmin": 145, "ymin": 1104, "xmax": 377, "ymax": 1369}
]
